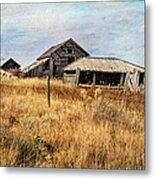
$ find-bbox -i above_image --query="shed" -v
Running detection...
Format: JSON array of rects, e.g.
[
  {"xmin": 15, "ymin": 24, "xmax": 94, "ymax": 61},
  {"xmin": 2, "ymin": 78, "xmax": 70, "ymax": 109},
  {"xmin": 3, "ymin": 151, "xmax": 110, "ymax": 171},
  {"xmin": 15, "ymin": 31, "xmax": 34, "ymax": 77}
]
[
  {"xmin": 63, "ymin": 57, "xmax": 145, "ymax": 89},
  {"xmin": 1, "ymin": 58, "xmax": 21, "ymax": 71},
  {"xmin": 1, "ymin": 58, "xmax": 21, "ymax": 76}
]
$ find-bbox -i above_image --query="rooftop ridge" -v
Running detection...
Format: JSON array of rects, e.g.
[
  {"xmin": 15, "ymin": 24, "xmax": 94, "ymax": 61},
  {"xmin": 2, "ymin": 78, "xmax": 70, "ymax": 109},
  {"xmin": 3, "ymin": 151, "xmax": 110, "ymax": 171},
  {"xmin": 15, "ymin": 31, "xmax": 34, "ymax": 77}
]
[
  {"xmin": 37, "ymin": 38, "xmax": 70, "ymax": 60},
  {"xmin": 37, "ymin": 38, "xmax": 89, "ymax": 60},
  {"xmin": 82, "ymin": 56, "xmax": 144, "ymax": 69},
  {"xmin": 1, "ymin": 58, "xmax": 21, "ymax": 67}
]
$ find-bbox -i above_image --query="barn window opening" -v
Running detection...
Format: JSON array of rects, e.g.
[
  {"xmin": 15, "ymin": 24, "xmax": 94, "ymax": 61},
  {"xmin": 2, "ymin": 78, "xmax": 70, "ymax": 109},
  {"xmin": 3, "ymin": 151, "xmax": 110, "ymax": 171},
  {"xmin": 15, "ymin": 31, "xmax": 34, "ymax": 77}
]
[
  {"xmin": 65, "ymin": 70, "xmax": 76, "ymax": 74},
  {"xmin": 67, "ymin": 48, "xmax": 73, "ymax": 54}
]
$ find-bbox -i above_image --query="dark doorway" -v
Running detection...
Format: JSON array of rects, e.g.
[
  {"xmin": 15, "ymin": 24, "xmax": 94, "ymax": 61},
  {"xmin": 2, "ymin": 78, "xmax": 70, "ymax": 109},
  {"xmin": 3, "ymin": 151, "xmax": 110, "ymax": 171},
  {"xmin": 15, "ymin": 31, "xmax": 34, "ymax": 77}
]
[
  {"xmin": 139, "ymin": 73, "xmax": 144, "ymax": 85},
  {"xmin": 43, "ymin": 60, "xmax": 49, "ymax": 71}
]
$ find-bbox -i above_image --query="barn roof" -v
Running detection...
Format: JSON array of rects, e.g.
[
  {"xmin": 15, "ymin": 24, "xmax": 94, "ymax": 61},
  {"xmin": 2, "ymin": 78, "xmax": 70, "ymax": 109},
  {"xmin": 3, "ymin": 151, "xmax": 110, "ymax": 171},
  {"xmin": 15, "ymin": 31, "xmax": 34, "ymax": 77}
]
[
  {"xmin": 64, "ymin": 57, "xmax": 145, "ymax": 73},
  {"xmin": 22, "ymin": 58, "xmax": 49, "ymax": 73},
  {"xmin": 1, "ymin": 58, "xmax": 21, "ymax": 68},
  {"xmin": 37, "ymin": 38, "xmax": 89, "ymax": 60}
]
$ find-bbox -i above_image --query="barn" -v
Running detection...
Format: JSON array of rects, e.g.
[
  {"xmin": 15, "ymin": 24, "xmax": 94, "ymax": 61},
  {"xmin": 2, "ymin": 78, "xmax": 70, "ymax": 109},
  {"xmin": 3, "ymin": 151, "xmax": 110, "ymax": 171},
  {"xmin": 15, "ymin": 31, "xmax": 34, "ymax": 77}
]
[
  {"xmin": 23, "ymin": 38, "xmax": 89, "ymax": 78},
  {"xmin": 64, "ymin": 57, "xmax": 145, "ymax": 90},
  {"xmin": 1, "ymin": 58, "xmax": 21, "ymax": 71}
]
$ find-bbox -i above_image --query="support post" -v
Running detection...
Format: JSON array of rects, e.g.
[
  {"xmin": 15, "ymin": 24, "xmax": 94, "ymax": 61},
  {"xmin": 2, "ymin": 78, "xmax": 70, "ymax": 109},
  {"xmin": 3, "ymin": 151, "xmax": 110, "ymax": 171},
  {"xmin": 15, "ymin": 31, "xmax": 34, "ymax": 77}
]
[
  {"xmin": 120, "ymin": 73, "xmax": 125, "ymax": 86},
  {"xmin": 47, "ymin": 75, "xmax": 51, "ymax": 107},
  {"xmin": 92, "ymin": 72, "xmax": 96, "ymax": 86},
  {"xmin": 75, "ymin": 68, "xmax": 80, "ymax": 86}
]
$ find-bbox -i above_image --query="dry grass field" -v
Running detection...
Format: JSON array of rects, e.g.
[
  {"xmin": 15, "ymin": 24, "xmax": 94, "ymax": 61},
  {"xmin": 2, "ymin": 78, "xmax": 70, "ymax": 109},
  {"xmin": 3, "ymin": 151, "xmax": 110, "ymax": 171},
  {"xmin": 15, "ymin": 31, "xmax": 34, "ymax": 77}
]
[{"xmin": 0, "ymin": 77, "xmax": 144, "ymax": 169}]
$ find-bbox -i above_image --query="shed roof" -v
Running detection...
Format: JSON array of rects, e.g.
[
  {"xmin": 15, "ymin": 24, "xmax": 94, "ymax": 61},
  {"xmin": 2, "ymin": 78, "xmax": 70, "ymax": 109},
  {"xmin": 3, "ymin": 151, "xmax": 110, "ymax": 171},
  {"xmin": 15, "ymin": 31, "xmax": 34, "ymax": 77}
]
[
  {"xmin": 22, "ymin": 58, "xmax": 48, "ymax": 73},
  {"xmin": 37, "ymin": 38, "xmax": 89, "ymax": 60},
  {"xmin": 64, "ymin": 57, "xmax": 145, "ymax": 73}
]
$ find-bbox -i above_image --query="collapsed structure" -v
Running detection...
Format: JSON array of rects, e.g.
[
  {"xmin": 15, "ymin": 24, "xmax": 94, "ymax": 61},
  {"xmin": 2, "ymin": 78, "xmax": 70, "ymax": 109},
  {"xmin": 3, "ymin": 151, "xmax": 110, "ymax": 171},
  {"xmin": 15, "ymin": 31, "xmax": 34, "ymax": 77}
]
[{"xmin": 64, "ymin": 57, "xmax": 145, "ymax": 90}]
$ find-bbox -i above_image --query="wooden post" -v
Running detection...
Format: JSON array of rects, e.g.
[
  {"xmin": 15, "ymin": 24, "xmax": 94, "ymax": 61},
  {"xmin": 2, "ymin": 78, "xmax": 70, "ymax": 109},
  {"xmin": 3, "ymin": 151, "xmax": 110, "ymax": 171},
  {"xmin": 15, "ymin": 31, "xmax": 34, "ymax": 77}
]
[
  {"xmin": 47, "ymin": 75, "xmax": 51, "ymax": 107},
  {"xmin": 75, "ymin": 68, "xmax": 80, "ymax": 86},
  {"xmin": 120, "ymin": 73, "xmax": 124, "ymax": 86},
  {"xmin": 92, "ymin": 72, "xmax": 96, "ymax": 85},
  {"xmin": 49, "ymin": 59, "xmax": 54, "ymax": 78}
]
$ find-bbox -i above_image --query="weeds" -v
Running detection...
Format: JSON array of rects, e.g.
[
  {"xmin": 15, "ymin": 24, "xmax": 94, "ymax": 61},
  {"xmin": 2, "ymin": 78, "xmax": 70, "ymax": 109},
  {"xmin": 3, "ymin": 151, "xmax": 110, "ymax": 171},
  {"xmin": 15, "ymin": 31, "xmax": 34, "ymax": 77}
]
[{"xmin": 0, "ymin": 77, "xmax": 144, "ymax": 169}]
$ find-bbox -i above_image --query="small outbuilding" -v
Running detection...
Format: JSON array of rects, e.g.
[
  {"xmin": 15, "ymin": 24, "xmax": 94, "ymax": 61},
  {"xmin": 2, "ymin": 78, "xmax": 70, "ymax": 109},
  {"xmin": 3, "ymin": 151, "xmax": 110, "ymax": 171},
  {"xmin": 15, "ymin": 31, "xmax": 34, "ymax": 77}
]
[
  {"xmin": 63, "ymin": 57, "xmax": 145, "ymax": 90},
  {"xmin": 1, "ymin": 58, "xmax": 21, "ymax": 71},
  {"xmin": 1, "ymin": 58, "xmax": 21, "ymax": 76}
]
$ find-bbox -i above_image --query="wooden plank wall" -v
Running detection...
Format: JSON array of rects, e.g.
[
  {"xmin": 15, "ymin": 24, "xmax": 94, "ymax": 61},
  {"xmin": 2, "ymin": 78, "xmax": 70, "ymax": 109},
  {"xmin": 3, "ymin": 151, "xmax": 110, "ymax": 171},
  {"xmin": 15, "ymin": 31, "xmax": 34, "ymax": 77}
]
[{"xmin": 124, "ymin": 69, "xmax": 142, "ymax": 92}]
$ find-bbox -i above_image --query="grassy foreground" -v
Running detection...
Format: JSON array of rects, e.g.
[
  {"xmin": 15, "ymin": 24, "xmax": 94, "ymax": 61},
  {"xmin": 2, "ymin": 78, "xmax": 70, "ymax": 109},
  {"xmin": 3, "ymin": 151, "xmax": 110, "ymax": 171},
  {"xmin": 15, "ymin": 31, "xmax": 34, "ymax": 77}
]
[{"xmin": 0, "ymin": 77, "xmax": 144, "ymax": 169}]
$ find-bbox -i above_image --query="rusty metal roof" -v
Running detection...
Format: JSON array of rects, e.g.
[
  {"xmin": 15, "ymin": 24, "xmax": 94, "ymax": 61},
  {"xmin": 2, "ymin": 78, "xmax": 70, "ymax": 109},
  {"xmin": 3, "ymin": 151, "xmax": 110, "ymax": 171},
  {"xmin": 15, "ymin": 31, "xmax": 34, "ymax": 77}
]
[
  {"xmin": 64, "ymin": 57, "xmax": 145, "ymax": 73},
  {"xmin": 37, "ymin": 38, "xmax": 89, "ymax": 60}
]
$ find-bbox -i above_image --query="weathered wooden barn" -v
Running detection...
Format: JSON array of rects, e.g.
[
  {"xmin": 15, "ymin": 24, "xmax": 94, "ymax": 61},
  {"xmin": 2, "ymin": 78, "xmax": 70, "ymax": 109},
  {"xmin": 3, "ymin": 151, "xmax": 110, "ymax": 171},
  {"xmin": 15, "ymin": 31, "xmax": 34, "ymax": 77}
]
[
  {"xmin": 23, "ymin": 38, "xmax": 89, "ymax": 78},
  {"xmin": 64, "ymin": 57, "xmax": 145, "ymax": 90},
  {"xmin": 1, "ymin": 58, "xmax": 21, "ymax": 71}
]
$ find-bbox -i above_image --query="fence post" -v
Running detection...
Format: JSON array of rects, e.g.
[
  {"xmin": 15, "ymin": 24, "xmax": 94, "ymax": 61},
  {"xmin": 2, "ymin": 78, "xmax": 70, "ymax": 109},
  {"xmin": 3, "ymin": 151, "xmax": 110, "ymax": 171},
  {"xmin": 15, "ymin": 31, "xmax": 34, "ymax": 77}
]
[{"xmin": 47, "ymin": 75, "xmax": 51, "ymax": 107}]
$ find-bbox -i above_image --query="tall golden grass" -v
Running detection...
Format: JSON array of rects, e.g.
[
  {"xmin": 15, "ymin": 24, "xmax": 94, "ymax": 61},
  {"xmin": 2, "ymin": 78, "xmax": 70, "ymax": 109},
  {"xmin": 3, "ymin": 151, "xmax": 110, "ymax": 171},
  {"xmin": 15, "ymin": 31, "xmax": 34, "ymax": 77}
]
[{"xmin": 0, "ymin": 77, "xmax": 144, "ymax": 169}]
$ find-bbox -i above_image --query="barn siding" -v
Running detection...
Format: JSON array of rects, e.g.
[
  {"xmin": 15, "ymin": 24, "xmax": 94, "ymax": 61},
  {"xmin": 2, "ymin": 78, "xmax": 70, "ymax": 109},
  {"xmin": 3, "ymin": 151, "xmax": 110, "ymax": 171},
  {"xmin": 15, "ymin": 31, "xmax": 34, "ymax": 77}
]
[
  {"xmin": 46, "ymin": 42, "xmax": 88, "ymax": 78},
  {"xmin": 63, "ymin": 73, "xmax": 77, "ymax": 84}
]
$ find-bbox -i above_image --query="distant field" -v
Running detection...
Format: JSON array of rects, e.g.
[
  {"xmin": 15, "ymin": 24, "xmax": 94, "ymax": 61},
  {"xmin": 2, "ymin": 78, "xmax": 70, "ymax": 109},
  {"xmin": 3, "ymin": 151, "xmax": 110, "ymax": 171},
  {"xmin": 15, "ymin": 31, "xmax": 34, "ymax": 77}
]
[{"xmin": 0, "ymin": 77, "xmax": 144, "ymax": 169}]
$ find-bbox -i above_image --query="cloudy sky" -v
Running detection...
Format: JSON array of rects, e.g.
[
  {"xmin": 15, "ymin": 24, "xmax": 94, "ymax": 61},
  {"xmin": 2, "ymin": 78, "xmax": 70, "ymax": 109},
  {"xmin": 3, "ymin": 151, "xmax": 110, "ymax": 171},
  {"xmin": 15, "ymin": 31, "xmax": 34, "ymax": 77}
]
[{"xmin": 1, "ymin": 0, "xmax": 144, "ymax": 67}]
